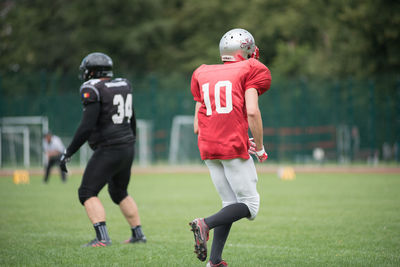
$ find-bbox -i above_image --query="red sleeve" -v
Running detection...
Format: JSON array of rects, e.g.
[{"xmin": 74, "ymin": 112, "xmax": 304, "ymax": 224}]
[
  {"xmin": 191, "ymin": 67, "xmax": 201, "ymax": 102},
  {"xmin": 244, "ymin": 59, "xmax": 271, "ymax": 95}
]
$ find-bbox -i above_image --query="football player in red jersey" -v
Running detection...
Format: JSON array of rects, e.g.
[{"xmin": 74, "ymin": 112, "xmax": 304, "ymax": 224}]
[{"xmin": 189, "ymin": 29, "xmax": 271, "ymax": 267}]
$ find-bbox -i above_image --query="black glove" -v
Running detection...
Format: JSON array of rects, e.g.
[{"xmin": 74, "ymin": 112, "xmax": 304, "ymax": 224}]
[{"xmin": 60, "ymin": 152, "xmax": 71, "ymax": 173}]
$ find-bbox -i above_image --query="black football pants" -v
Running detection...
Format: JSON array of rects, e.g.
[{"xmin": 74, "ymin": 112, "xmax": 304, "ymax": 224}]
[{"xmin": 78, "ymin": 143, "xmax": 134, "ymax": 205}]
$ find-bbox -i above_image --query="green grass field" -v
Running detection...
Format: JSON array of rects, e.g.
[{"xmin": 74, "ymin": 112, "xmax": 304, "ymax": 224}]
[{"xmin": 0, "ymin": 169, "xmax": 399, "ymax": 266}]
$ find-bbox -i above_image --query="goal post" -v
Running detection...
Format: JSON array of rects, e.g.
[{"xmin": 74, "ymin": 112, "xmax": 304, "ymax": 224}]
[
  {"xmin": 168, "ymin": 115, "xmax": 200, "ymax": 164},
  {"xmin": 0, "ymin": 116, "xmax": 153, "ymax": 168},
  {"xmin": 0, "ymin": 116, "xmax": 48, "ymax": 167},
  {"xmin": 136, "ymin": 119, "xmax": 152, "ymax": 166},
  {"xmin": 1, "ymin": 116, "xmax": 48, "ymax": 134},
  {"xmin": 0, "ymin": 126, "xmax": 30, "ymax": 167}
]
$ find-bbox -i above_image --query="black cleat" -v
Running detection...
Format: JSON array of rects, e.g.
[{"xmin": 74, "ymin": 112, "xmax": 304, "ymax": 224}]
[
  {"xmin": 123, "ymin": 236, "xmax": 147, "ymax": 244},
  {"xmin": 82, "ymin": 238, "xmax": 111, "ymax": 247},
  {"xmin": 189, "ymin": 218, "xmax": 209, "ymax": 262}
]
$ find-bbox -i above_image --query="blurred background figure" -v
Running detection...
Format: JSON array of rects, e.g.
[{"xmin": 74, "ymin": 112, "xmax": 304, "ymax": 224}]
[
  {"xmin": 43, "ymin": 132, "xmax": 66, "ymax": 183},
  {"xmin": 351, "ymin": 126, "xmax": 360, "ymax": 161}
]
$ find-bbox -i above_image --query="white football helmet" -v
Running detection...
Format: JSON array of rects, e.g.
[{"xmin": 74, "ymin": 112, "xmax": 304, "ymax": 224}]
[{"xmin": 219, "ymin": 28, "xmax": 259, "ymax": 62}]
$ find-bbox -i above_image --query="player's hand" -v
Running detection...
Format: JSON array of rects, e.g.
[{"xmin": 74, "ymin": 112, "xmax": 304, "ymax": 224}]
[
  {"xmin": 248, "ymin": 138, "xmax": 257, "ymax": 155},
  {"xmin": 60, "ymin": 152, "xmax": 71, "ymax": 173},
  {"xmin": 255, "ymin": 146, "xmax": 268, "ymax": 163}
]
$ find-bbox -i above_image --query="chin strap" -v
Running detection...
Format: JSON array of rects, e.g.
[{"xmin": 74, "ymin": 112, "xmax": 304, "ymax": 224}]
[{"xmin": 251, "ymin": 46, "xmax": 260, "ymax": 60}]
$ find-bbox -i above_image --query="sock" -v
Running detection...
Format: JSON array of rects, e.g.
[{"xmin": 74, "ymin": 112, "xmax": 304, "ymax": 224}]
[
  {"xmin": 93, "ymin": 221, "xmax": 110, "ymax": 241},
  {"xmin": 204, "ymin": 203, "xmax": 250, "ymax": 229},
  {"xmin": 131, "ymin": 225, "xmax": 145, "ymax": 240},
  {"xmin": 210, "ymin": 223, "xmax": 232, "ymax": 265}
]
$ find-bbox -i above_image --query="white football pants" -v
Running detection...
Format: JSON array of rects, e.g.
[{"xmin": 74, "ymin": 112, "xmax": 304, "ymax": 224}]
[{"xmin": 205, "ymin": 157, "xmax": 260, "ymax": 220}]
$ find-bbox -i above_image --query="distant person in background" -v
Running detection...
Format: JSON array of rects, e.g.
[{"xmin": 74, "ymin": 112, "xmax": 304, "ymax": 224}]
[
  {"xmin": 43, "ymin": 132, "xmax": 66, "ymax": 183},
  {"xmin": 59, "ymin": 52, "xmax": 146, "ymax": 247},
  {"xmin": 351, "ymin": 126, "xmax": 360, "ymax": 161}
]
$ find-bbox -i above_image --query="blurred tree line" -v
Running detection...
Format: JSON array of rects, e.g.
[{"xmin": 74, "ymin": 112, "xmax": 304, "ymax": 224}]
[
  {"xmin": 1, "ymin": 0, "xmax": 399, "ymax": 88},
  {"xmin": 0, "ymin": 0, "xmax": 399, "ymax": 162}
]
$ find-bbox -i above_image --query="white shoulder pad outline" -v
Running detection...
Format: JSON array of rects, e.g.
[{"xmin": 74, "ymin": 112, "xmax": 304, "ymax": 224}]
[
  {"xmin": 84, "ymin": 79, "xmax": 102, "ymax": 86},
  {"xmin": 84, "ymin": 79, "xmax": 101, "ymax": 85}
]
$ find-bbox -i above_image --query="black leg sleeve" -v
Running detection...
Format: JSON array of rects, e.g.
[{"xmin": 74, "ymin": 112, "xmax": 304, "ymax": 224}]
[
  {"xmin": 204, "ymin": 203, "xmax": 250, "ymax": 229},
  {"xmin": 210, "ymin": 223, "xmax": 232, "ymax": 265}
]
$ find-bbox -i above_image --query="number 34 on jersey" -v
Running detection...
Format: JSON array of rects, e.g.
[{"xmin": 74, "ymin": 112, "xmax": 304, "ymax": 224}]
[{"xmin": 112, "ymin": 94, "xmax": 132, "ymax": 124}]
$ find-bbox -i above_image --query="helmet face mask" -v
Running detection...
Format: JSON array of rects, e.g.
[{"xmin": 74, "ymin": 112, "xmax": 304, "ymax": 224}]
[
  {"xmin": 219, "ymin": 28, "xmax": 257, "ymax": 62},
  {"xmin": 79, "ymin": 52, "xmax": 113, "ymax": 81}
]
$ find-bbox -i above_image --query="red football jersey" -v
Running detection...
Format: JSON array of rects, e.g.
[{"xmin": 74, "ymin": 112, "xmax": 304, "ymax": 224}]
[{"xmin": 191, "ymin": 58, "xmax": 271, "ymax": 160}]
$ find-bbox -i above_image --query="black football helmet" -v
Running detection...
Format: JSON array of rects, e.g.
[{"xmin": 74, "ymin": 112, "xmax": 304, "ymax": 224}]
[{"xmin": 79, "ymin": 52, "xmax": 113, "ymax": 81}]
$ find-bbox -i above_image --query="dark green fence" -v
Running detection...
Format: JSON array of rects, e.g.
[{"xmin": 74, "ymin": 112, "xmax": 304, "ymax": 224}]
[{"xmin": 1, "ymin": 71, "xmax": 399, "ymax": 164}]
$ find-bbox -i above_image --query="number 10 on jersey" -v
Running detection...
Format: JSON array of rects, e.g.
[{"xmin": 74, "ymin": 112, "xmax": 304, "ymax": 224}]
[
  {"xmin": 112, "ymin": 94, "xmax": 132, "ymax": 124},
  {"xmin": 202, "ymin": 81, "xmax": 233, "ymax": 116}
]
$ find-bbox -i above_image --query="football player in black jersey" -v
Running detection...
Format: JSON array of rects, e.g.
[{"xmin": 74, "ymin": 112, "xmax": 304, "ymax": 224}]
[{"xmin": 60, "ymin": 52, "xmax": 146, "ymax": 247}]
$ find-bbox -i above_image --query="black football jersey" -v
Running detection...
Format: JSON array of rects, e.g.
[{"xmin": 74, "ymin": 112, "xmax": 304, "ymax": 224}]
[{"xmin": 79, "ymin": 78, "xmax": 135, "ymax": 149}]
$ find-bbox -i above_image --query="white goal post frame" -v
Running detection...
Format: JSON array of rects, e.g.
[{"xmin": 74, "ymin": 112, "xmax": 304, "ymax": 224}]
[
  {"xmin": 0, "ymin": 126, "xmax": 30, "ymax": 167},
  {"xmin": 136, "ymin": 119, "xmax": 152, "ymax": 166},
  {"xmin": 168, "ymin": 115, "xmax": 196, "ymax": 164},
  {"xmin": 0, "ymin": 116, "xmax": 153, "ymax": 168},
  {"xmin": 0, "ymin": 116, "xmax": 48, "ymax": 168}
]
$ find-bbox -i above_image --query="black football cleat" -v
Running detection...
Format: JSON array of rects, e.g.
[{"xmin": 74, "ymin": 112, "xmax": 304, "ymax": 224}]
[
  {"xmin": 123, "ymin": 236, "xmax": 147, "ymax": 244},
  {"xmin": 82, "ymin": 238, "xmax": 111, "ymax": 247},
  {"xmin": 189, "ymin": 218, "xmax": 209, "ymax": 262}
]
